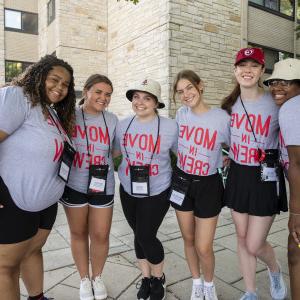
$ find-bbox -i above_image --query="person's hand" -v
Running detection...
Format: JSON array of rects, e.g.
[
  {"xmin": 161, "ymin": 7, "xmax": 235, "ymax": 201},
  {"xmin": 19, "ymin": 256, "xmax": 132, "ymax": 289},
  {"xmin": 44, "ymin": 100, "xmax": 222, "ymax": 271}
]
[
  {"xmin": 288, "ymin": 213, "xmax": 300, "ymax": 245},
  {"xmin": 0, "ymin": 203, "xmax": 3, "ymax": 208}
]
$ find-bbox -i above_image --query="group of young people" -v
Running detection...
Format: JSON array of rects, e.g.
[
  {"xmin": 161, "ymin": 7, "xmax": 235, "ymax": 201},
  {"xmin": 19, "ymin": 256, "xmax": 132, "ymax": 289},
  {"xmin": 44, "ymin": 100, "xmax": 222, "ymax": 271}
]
[{"xmin": 0, "ymin": 47, "xmax": 299, "ymax": 300}]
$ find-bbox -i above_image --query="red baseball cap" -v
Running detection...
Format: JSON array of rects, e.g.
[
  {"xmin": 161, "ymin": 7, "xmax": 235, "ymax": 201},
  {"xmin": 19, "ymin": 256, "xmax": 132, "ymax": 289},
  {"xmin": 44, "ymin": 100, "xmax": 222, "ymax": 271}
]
[{"xmin": 235, "ymin": 47, "xmax": 265, "ymax": 66}]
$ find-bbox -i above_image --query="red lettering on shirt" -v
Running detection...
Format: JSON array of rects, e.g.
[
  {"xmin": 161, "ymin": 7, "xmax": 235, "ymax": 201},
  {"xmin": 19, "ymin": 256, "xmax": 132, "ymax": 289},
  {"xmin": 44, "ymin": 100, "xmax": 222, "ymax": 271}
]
[
  {"xmin": 122, "ymin": 134, "xmax": 161, "ymax": 154},
  {"xmin": 179, "ymin": 125, "xmax": 217, "ymax": 150},
  {"xmin": 231, "ymin": 113, "xmax": 271, "ymax": 137},
  {"xmin": 53, "ymin": 139, "xmax": 64, "ymax": 162},
  {"xmin": 177, "ymin": 151, "xmax": 210, "ymax": 175}
]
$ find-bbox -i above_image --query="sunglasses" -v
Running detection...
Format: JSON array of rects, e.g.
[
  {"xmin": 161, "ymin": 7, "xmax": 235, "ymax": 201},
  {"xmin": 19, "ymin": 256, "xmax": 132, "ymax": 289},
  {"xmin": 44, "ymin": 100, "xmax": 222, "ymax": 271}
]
[{"xmin": 267, "ymin": 80, "xmax": 293, "ymax": 88}]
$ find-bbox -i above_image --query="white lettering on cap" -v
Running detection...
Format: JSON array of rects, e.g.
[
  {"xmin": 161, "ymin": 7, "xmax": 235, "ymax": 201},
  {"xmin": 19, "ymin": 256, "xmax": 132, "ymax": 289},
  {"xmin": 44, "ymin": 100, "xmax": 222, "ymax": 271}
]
[{"xmin": 244, "ymin": 49, "xmax": 254, "ymax": 56}]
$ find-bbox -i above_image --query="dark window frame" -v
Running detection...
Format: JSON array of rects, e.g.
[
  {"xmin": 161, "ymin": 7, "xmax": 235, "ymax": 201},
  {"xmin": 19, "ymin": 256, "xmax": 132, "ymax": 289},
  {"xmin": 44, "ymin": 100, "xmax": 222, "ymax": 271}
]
[
  {"xmin": 47, "ymin": 0, "xmax": 56, "ymax": 25},
  {"xmin": 248, "ymin": 42, "xmax": 294, "ymax": 73},
  {"xmin": 249, "ymin": 0, "xmax": 296, "ymax": 21},
  {"xmin": 4, "ymin": 8, "xmax": 38, "ymax": 35},
  {"xmin": 5, "ymin": 60, "xmax": 34, "ymax": 83}
]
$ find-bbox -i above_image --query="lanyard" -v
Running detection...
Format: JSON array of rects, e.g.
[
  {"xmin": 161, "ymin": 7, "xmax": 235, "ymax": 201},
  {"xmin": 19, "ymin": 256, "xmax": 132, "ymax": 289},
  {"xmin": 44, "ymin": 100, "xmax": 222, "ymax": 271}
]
[
  {"xmin": 123, "ymin": 115, "xmax": 160, "ymax": 165},
  {"xmin": 47, "ymin": 106, "xmax": 72, "ymax": 144},
  {"xmin": 81, "ymin": 108, "xmax": 111, "ymax": 159}
]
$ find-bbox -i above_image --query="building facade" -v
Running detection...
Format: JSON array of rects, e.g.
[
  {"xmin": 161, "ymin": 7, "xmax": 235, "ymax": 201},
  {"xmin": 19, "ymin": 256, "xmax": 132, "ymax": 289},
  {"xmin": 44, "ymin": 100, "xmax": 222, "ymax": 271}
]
[{"xmin": 1, "ymin": 0, "xmax": 298, "ymax": 117}]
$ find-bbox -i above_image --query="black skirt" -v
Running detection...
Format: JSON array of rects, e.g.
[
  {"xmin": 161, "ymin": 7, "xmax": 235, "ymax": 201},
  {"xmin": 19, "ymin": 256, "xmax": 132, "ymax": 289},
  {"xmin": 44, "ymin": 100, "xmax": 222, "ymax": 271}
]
[{"xmin": 224, "ymin": 160, "xmax": 288, "ymax": 216}]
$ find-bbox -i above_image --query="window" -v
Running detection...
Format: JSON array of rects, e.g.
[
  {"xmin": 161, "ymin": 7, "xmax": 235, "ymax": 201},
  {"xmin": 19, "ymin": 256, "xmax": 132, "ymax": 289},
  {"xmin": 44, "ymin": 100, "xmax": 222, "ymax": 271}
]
[
  {"xmin": 249, "ymin": 0, "xmax": 294, "ymax": 18},
  {"xmin": 4, "ymin": 9, "xmax": 38, "ymax": 34},
  {"xmin": 249, "ymin": 44, "xmax": 293, "ymax": 73},
  {"xmin": 47, "ymin": 0, "xmax": 56, "ymax": 25},
  {"xmin": 5, "ymin": 61, "xmax": 33, "ymax": 82}
]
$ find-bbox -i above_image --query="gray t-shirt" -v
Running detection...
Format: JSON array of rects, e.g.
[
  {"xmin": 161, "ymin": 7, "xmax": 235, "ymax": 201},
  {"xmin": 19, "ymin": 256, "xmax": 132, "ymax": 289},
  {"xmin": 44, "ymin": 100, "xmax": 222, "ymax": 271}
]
[
  {"xmin": 279, "ymin": 95, "xmax": 300, "ymax": 172},
  {"xmin": 115, "ymin": 115, "xmax": 178, "ymax": 197},
  {"xmin": 0, "ymin": 86, "xmax": 67, "ymax": 211},
  {"xmin": 229, "ymin": 92, "xmax": 279, "ymax": 166},
  {"xmin": 176, "ymin": 106, "xmax": 230, "ymax": 175},
  {"xmin": 67, "ymin": 107, "xmax": 118, "ymax": 195}
]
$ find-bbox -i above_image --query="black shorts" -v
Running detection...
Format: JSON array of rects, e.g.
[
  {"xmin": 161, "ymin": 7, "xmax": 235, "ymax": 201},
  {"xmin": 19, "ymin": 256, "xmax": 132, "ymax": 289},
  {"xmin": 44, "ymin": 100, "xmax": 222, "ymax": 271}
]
[
  {"xmin": 60, "ymin": 186, "xmax": 114, "ymax": 208},
  {"xmin": 224, "ymin": 160, "xmax": 288, "ymax": 216},
  {"xmin": 170, "ymin": 167, "xmax": 224, "ymax": 218},
  {"xmin": 0, "ymin": 176, "xmax": 58, "ymax": 244}
]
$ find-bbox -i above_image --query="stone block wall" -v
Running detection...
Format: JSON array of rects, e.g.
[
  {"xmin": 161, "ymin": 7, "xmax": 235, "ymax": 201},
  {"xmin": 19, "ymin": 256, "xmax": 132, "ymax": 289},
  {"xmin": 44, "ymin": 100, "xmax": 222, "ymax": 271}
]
[
  {"xmin": 169, "ymin": 0, "xmax": 242, "ymax": 116},
  {"xmin": 0, "ymin": 0, "xmax": 4, "ymax": 84},
  {"xmin": 107, "ymin": 0, "xmax": 170, "ymax": 118},
  {"xmin": 39, "ymin": 0, "xmax": 108, "ymax": 92}
]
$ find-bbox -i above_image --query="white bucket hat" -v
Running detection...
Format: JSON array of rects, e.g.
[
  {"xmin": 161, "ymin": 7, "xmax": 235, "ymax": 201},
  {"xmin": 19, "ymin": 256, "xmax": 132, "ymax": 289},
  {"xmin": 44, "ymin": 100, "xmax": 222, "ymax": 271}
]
[
  {"xmin": 126, "ymin": 78, "xmax": 165, "ymax": 109},
  {"xmin": 264, "ymin": 58, "xmax": 300, "ymax": 86}
]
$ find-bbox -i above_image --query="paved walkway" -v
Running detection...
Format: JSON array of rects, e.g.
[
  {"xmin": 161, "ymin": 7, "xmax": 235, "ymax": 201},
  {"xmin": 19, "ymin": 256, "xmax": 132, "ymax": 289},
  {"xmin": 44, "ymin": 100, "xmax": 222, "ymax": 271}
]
[{"xmin": 21, "ymin": 179, "xmax": 291, "ymax": 300}]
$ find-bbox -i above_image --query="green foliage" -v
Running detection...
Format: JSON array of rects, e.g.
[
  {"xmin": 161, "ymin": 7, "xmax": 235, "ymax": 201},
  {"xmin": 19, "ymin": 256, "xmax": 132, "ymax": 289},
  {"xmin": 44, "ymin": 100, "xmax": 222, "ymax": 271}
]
[
  {"xmin": 117, "ymin": 0, "xmax": 139, "ymax": 4},
  {"xmin": 113, "ymin": 155, "xmax": 123, "ymax": 171}
]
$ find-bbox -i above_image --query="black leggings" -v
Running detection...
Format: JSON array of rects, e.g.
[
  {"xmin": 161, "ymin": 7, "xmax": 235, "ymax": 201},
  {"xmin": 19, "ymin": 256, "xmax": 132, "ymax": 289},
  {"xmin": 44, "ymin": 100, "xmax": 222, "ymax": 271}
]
[{"xmin": 120, "ymin": 185, "xmax": 170, "ymax": 265}]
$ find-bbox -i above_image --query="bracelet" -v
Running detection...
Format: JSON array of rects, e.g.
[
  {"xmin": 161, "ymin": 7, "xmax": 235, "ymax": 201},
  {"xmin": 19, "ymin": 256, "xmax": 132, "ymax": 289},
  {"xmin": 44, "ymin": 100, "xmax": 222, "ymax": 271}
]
[{"xmin": 290, "ymin": 212, "xmax": 300, "ymax": 216}]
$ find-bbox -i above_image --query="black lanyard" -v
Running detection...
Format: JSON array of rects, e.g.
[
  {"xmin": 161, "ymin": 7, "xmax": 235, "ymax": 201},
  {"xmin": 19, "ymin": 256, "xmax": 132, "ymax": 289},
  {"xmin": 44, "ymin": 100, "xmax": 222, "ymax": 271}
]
[
  {"xmin": 123, "ymin": 115, "xmax": 160, "ymax": 165},
  {"xmin": 47, "ymin": 106, "xmax": 72, "ymax": 144},
  {"xmin": 81, "ymin": 108, "xmax": 111, "ymax": 159}
]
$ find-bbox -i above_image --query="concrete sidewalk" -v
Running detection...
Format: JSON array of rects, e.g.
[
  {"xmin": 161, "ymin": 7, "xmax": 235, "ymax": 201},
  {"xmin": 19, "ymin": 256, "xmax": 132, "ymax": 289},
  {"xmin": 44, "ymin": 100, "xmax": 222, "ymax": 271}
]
[{"xmin": 21, "ymin": 184, "xmax": 291, "ymax": 300}]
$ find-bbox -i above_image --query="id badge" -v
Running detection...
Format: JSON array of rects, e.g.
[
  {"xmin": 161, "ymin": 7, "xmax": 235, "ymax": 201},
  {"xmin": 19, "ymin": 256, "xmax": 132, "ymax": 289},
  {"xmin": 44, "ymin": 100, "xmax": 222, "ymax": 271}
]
[
  {"xmin": 260, "ymin": 162, "xmax": 279, "ymax": 182},
  {"xmin": 88, "ymin": 164, "xmax": 109, "ymax": 195},
  {"xmin": 130, "ymin": 165, "xmax": 150, "ymax": 196},
  {"xmin": 58, "ymin": 141, "xmax": 76, "ymax": 183},
  {"xmin": 169, "ymin": 171, "xmax": 190, "ymax": 206}
]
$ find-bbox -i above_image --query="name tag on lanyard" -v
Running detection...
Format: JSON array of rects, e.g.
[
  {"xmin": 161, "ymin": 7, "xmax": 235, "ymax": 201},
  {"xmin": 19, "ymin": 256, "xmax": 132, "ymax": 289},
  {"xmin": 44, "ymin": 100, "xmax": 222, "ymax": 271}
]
[
  {"xmin": 169, "ymin": 171, "xmax": 191, "ymax": 206},
  {"xmin": 58, "ymin": 141, "xmax": 76, "ymax": 183},
  {"xmin": 130, "ymin": 165, "xmax": 150, "ymax": 196},
  {"xmin": 88, "ymin": 164, "xmax": 109, "ymax": 195}
]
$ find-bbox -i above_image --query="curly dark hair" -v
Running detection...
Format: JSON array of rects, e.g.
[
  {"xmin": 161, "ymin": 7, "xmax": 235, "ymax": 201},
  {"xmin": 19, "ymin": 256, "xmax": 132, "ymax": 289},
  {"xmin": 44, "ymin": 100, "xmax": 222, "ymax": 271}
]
[{"xmin": 11, "ymin": 55, "xmax": 76, "ymax": 135}]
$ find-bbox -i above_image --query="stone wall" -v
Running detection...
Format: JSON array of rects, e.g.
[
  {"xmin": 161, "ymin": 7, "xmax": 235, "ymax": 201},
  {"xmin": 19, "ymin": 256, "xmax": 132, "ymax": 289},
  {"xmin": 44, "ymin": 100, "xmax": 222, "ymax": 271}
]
[
  {"xmin": 107, "ymin": 0, "xmax": 170, "ymax": 118},
  {"xmin": 39, "ymin": 0, "xmax": 108, "ymax": 91},
  {"xmin": 169, "ymin": 0, "xmax": 242, "ymax": 116},
  {"xmin": 4, "ymin": 0, "xmax": 37, "ymax": 12},
  {"xmin": 0, "ymin": 0, "xmax": 4, "ymax": 84}
]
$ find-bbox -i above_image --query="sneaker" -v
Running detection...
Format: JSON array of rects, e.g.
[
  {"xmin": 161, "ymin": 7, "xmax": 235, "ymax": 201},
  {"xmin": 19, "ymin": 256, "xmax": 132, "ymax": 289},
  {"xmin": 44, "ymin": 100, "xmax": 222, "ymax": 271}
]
[
  {"xmin": 203, "ymin": 285, "xmax": 218, "ymax": 300},
  {"xmin": 80, "ymin": 277, "xmax": 94, "ymax": 300},
  {"xmin": 150, "ymin": 274, "xmax": 166, "ymax": 300},
  {"xmin": 239, "ymin": 291, "xmax": 259, "ymax": 300},
  {"xmin": 191, "ymin": 283, "xmax": 204, "ymax": 300},
  {"xmin": 267, "ymin": 264, "xmax": 287, "ymax": 300},
  {"xmin": 92, "ymin": 275, "xmax": 108, "ymax": 300},
  {"xmin": 136, "ymin": 277, "xmax": 151, "ymax": 299}
]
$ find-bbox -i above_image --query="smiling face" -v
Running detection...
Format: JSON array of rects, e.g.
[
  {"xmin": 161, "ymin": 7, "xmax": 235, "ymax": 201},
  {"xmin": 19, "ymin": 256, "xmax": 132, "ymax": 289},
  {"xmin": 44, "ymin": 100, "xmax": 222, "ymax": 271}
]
[
  {"xmin": 83, "ymin": 82, "xmax": 113, "ymax": 114},
  {"xmin": 269, "ymin": 80, "xmax": 300, "ymax": 106},
  {"xmin": 45, "ymin": 66, "xmax": 71, "ymax": 104},
  {"xmin": 234, "ymin": 59, "xmax": 265, "ymax": 89},
  {"xmin": 176, "ymin": 78, "xmax": 203, "ymax": 109},
  {"xmin": 131, "ymin": 91, "xmax": 158, "ymax": 119}
]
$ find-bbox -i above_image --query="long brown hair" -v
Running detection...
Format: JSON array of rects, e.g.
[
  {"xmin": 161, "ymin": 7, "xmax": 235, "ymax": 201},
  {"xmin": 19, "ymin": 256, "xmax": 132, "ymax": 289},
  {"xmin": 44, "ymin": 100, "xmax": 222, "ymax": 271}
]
[
  {"xmin": 78, "ymin": 74, "xmax": 113, "ymax": 105},
  {"xmin": 12, "ymin": 55, "xmax": 76, "ymax": 135},
  {"xmin": 172, "ymin": 70, "xmax": 202, "ymax": 102}
]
